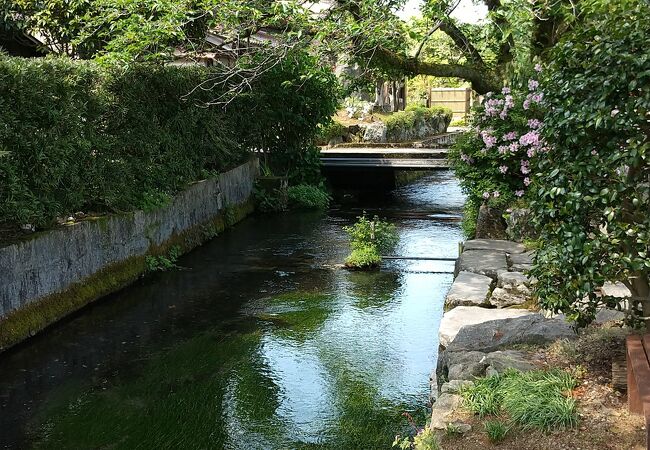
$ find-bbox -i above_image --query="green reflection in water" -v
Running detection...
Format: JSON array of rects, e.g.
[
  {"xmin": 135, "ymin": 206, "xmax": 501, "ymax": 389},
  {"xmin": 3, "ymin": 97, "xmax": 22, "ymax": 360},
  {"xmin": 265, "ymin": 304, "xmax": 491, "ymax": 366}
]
[
  {"xmin": 31, "ymin": 287, "xmax": 429, "ymax": 450},
  {"xmin": 31, "ymin": 327, "xmax": 267, "ymax": 449},
  {"xmin": 256, "ymin": 292, "xmax": 334, "ymax": 342}
]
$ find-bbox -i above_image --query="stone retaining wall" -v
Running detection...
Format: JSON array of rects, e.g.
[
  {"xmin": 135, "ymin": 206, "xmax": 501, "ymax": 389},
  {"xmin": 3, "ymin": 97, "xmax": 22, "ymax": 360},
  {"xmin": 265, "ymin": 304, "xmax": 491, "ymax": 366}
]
[{"xmin": 0, "ymin": 159, "xmax": 259, "ymax": 351}]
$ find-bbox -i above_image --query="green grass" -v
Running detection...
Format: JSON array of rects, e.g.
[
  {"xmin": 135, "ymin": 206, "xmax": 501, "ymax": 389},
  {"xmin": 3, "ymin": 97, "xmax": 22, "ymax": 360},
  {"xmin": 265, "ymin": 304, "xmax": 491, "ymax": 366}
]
[
  {"xmin": 484, "ymin": 420, "xmax": 508, "ymax": 443},
  {"xmin": 461, "ymin": 369, "xmax": 578, "ymax": 432}
]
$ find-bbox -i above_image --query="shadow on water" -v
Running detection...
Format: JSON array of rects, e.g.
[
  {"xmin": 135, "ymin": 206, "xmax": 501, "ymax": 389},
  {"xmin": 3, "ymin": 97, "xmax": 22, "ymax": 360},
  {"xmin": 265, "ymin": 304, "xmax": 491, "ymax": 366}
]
[{"xmin": 0, "ymin": 171, "xmax": 465, "ymax": 449}]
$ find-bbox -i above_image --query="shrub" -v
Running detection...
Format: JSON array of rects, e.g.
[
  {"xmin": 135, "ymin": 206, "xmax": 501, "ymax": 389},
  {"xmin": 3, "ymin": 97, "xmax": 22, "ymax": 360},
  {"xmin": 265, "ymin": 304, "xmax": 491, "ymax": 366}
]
[
  {"xmin": 384, "ymin": 106, "xmax": 452, "ymax": 138},
  {"xmin": 343, "ymin": 215, "xmax": 398, "ymax": 270},
  {"xmin": 145, "ymin": 246, "xmax": 181, "ymax": 272},
  {"xmin": 344, "ymin": 214, "xmax": 398, "ymax": 254},
  {"xmin": 287, "ymin": 184, "xmax": 331, "ymax": 210},
  {"xmin": 530, "ymin": 0, "xmax": 650, "ymax": 326},
  {"xmin": 0, "ymin": 52, "xmax": 338, "ymax": 229},
  {"xmin": 393, "ymin": 427, "xmax": 441, "ymax": 450},
  {"xmin": 316, "ymin": 120, "xmax": 347, "ymax": 145}
]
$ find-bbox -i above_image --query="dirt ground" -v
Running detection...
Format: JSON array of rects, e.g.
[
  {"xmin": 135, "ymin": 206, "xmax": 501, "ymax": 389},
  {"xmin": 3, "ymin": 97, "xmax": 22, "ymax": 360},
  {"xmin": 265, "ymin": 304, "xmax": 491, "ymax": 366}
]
[{"xmin": 440, "ymin": 344, "xmax": 646, "ymax": 450}]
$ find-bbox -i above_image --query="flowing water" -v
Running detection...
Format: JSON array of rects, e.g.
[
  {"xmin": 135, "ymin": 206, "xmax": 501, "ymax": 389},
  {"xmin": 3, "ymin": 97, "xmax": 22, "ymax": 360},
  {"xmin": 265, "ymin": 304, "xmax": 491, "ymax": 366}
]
[{"xmin": 0, "ymin": 171, "xmax": 464, "ymax": 449}]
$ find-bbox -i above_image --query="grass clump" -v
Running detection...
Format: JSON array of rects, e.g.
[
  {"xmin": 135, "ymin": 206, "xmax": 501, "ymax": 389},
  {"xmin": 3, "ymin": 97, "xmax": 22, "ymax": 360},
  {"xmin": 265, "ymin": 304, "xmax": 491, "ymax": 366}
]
[
  {"xmin": 345, "ymin": 245, "xmax": 382, "ymax": 270},
  {"xmin": 145, "ymin": 245, "xmax": 181, "ymax": 272},
  {"xmin": 393, "ymin": 427, "xmax": 441, "ymax": 450},
  {"xmin": 343, "ymin": 215, "xmax": 398, "ymax": 270},
  {"xmin": 287, "ymin": 184, "xmax": 331, "ymax": 210},
  {"xmin": 461, "ymin": 369, "xmax": 578, "ymax": 432},
  {"xmin": 484, "ymin": 420, "xmax": 508, "ymax": 443}
]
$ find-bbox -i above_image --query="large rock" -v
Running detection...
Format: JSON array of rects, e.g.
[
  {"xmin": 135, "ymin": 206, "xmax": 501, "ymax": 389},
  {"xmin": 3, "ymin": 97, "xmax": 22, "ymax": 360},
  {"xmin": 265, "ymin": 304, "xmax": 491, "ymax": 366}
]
[
  {"xmin": 464, "ymin": 239, "xmax": 526, "ymax": 254},
  {"xmin": 437, "ymin": 349, "xmax": 535, "ymax": 391},
  {"xmin": 440, "ymin": 379, "xmax": 474, "ymax": 394},
  {"xmin": 490, "ymin": 287, "xmax": 529, "ymax": 308},
  {"xmin": 484, "ymin": 350, "xmax": 535, "ymax": 374},
  {"xmin": 439, "ymin": 306, "xmax": 534, "ymax": 349},
  {"xmin": 489, "ymin": 270, "xmax": 533, "ymax": 308},
  {"xmin": 445, "ymin": 271, "xmax": 493, "ymax": 308},
  {"xmin": 430, "ymin": 393, "xmax": 462, "ymax": 429},
  {"xmin": 497, "ymin": 270, "xmax": 531, "ymax": 288},
  {"xmin": 505, "ymin": 208, "xmax": 536, "ymax": 242},
  {"xmin": 445, "ymin": 351, "xmax": 489, "ymax": 381},
  {"xmin": 475, "ymin": 204, "xmax": 507, "ymax": 239},
  {"xmin": 509, "ymin": 251, "xmax": 534, "ymax": 272},
  {"xmin": 600, "ymin": 282, "xmax": 632, "ymax": 298},
  {"xmin": 446, "ymin": 313, "xmax": 576, "ymax": 353},
  {"xmin": 455, "ymin": 250, "xmax": 508, "ymax": 280},
  {"xmin": 361, "ymin": 122, "xmax": 387, "ymax": 143}
]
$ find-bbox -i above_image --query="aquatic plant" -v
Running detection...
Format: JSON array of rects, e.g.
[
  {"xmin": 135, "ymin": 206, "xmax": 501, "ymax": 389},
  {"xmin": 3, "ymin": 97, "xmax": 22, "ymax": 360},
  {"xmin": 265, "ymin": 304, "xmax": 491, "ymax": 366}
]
[{"xmin": 343, "ymin": 215, "xmax": 398, "ymax": 270}]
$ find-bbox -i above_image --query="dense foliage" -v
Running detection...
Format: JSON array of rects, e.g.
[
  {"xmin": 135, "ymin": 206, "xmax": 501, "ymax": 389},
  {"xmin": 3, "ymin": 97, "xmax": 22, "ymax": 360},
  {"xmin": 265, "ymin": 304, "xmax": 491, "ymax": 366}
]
[
  {"xmin": 0, "ymin": 53, "xmax": 337, "ymax": 228},
  {"xmin": 1, "ymin": 0, "xmax": 586, "ymax": 94},
  {"xmin": 530, "ymin": 0, "xmax": 650, "ymax": 325},
  {"xmin": 287, "ymin": 184, "xmax": 331, "ymax": 210}
]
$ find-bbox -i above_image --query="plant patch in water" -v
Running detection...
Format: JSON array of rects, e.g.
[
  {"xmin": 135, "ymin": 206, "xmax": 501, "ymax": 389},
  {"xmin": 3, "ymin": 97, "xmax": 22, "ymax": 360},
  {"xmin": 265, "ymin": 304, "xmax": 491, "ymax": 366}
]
[
  {"xmin": 257, "ymin": 292, "xmax": 334, "ymax": 340},
  {"xmin": 30, "ymin": 329, "xmax": 274, "ymax": 449},
  {"xmin": 343, "ymin": 215, "xmax": 398, "ymax": 270}
]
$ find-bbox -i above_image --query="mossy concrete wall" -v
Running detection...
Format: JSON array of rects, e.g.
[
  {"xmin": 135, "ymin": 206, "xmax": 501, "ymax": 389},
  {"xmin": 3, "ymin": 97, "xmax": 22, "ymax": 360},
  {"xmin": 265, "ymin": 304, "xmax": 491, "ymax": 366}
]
[{"xmin": 0, "ymin": 159, "xmax": 259, "ymax": 351}]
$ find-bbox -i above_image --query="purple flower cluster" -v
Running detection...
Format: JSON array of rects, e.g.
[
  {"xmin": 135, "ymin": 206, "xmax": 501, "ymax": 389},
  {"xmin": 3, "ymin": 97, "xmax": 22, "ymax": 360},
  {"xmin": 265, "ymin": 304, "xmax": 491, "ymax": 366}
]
[
  {"xmin": 481, "ymin": 129, "xmax": 497, "ymax": 148},
  {"xmin": 502, "ymin": 131, "xmax": 518, "ymax": 141},
  {"xmin": 519, "ymin": 131, "xmax": 540, "ymax": 147},
  {"xmin": 461, "ymin": 153, "xmax": 474, "ymax": 164},
  {"xmin": 527, "ymin": 119, "xmax": 542, "ymax": 129},
  {"xmin": 523, "ymin": 92, "xmax": 543, "ymax": 110}
]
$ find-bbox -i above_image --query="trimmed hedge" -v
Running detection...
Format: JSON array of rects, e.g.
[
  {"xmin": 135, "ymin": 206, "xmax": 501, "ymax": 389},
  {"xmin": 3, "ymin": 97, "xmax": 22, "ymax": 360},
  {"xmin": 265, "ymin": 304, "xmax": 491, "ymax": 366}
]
[
  {"xmin": 384, "ymin": 105, "xmax": 452, "ymax": 137},
  {"xmin": 0, "ymin": 54, "xmax": 337, "ymax": 228}
]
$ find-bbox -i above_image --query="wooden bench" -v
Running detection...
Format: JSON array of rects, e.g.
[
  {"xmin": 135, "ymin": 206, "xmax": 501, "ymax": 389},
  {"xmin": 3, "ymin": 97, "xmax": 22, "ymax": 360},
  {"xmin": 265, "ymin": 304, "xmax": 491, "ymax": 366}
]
[{"xmin": 627, "ymin": 334, "xmax": 650, "ymax": 449}]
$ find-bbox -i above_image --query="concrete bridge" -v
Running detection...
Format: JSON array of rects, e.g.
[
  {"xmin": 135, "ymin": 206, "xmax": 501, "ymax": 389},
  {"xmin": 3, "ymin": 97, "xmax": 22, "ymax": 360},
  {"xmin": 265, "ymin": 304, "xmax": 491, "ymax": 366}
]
[
  {"xmin": 320, "ymin": 148, "xmax": 450, "ymax": 169},
  {"xmin": 320, "ymin": 147, "xmax": 451, "ymax": 189}
]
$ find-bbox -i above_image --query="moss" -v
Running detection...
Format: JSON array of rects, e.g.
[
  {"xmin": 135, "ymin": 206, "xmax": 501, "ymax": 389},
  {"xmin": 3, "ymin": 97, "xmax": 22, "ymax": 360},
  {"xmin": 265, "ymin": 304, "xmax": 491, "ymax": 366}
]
[
  {"xmin": 0, "ymin": 255, "xmax": 147, "ymax": 352},
  {"xmin": 0, "ymin": 198, "xmax": 256, "ymax": 353}
]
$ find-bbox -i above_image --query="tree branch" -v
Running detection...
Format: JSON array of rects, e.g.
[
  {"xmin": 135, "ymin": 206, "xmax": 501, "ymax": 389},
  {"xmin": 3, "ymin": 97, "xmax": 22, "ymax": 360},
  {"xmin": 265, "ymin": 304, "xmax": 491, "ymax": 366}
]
[
  {"xmin": 439, "ymin": 21, "xmax": 485, "ymax": 66},
  {"xmin": 371, "ymin": 46, "xmax": 499, "ymax": 93}
]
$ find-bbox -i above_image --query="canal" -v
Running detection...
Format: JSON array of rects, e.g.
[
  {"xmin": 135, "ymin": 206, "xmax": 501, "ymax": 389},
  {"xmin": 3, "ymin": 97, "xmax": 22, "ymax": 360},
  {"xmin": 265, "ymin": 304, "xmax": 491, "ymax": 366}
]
[{"xmin": 0, "ymin": 171, "xmax": 464, "ymax": 449}]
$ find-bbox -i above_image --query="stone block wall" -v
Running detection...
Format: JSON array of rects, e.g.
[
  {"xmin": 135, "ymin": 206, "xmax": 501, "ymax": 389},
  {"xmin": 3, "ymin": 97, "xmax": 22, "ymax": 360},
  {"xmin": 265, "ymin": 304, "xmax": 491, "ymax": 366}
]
[{"xmin": 0, "ymin": 159, "xmax": 259, "ymax": 350}]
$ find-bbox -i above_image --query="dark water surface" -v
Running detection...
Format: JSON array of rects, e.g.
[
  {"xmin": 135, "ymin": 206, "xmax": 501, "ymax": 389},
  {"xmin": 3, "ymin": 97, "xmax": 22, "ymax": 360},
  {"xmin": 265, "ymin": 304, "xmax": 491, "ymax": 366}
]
[{"xmin": 0, "ymin": 172, "xmax": 464, "ymax": 449}]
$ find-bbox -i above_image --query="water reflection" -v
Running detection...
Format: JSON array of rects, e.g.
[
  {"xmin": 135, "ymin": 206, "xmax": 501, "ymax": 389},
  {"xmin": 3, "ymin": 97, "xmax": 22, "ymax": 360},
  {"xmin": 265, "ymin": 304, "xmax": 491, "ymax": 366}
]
[{"xmin": 0, "ymin": 171, "xmax": 464, "ymax": 449}]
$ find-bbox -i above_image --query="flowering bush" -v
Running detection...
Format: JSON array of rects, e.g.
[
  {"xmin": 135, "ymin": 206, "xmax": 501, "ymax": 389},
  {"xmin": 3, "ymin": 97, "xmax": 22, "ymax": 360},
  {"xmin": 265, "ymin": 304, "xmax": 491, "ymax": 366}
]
[{"xmin": 450, "ymin": 68, "xmax": 545, "ymax": 211}]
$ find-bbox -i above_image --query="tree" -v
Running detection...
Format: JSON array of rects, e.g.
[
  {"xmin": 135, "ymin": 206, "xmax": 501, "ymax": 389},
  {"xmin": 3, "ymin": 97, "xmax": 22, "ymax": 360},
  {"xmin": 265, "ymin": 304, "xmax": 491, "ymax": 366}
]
[
  {"xmin": 1, "ymin": 0, "xmax": 580, "ymax": 93},
  {"xmin": 530, "ymin": 0, "xmax": 650, "ymax": 326}
]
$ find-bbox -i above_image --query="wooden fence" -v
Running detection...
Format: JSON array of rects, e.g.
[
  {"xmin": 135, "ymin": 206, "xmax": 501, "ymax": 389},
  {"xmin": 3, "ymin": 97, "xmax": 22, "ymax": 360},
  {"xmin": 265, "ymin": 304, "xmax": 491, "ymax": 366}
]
[{"xmin": 427, "ymin": 87, "xmax": 478, "ymax": 120}]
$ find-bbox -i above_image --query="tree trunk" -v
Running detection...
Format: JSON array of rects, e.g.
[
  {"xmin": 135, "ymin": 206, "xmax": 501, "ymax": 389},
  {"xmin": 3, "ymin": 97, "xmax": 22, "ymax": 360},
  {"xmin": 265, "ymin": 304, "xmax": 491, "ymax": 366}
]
[
  {"xmin": 630, "ymin": 273, "xmax": 650, "ymax": 320},
  {"xmin": 392, "ymin": 81, "xmax": 398, "ymax": 112}
]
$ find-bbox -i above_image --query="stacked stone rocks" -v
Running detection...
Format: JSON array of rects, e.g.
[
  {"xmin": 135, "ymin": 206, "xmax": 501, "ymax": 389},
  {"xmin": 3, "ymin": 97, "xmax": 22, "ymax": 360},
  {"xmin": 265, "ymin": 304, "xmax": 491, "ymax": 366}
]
[
  {"xmin": 446, "ymin": 239, "xmax": 534, "ymax": 309},
  {"xmin": 429, "ymin": 239, "xmax": 576, "ymax": 432}
]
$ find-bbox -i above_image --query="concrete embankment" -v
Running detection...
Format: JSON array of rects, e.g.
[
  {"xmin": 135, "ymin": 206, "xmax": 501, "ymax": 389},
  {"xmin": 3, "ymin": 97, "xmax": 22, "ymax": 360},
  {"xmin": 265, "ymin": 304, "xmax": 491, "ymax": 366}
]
[{"xmin": 0, "ymin": 159, "xmax": 259, "ymax": 352}]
